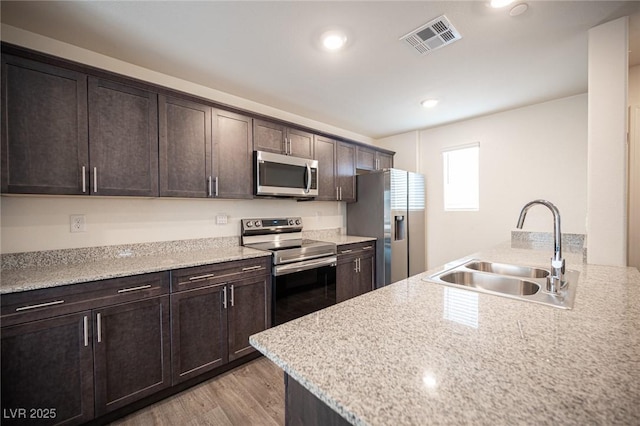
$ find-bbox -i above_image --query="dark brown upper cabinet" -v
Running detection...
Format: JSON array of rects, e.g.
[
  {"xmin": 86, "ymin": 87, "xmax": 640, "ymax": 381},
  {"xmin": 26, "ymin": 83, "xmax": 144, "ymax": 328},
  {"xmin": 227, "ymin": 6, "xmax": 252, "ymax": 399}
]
[
  {"xmin": 356, "ymin": 146, "xmax": 394, "ymax": 172},
  {"xmin": 336, "ymin": 142, "xmax": 356, "ymax": 202},
  {"xmin": 314, "ymin": 135, "xmax": 338, "ymax": 201},
  {"xmin": 253, "ymin": 119, "xmax": 314, "ymax": 159},
  {"xmin": 1, "ymin": 54, "xmax": 160, "ymax": 197},
  {"xmin": 88, "ymin": 77, "xmax": 159, "ymax": 197},
  {"xmin": 1, "ymin": 54, "xmax": 89, "ymax": 195},
  {"xmin": 159, "ymin": 95, "xmax": 212, "ymax": 198},
  {"xmin": 213, "ymin": 109, "xmax": 253, "ymax": 199}
]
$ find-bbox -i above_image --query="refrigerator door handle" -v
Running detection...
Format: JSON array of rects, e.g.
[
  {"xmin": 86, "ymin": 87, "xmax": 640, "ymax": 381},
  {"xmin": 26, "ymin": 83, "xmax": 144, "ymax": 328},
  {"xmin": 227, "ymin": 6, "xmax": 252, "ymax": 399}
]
[{"xmin": 394, "ymin": 215, "xmax": 406, "ymax": 241}]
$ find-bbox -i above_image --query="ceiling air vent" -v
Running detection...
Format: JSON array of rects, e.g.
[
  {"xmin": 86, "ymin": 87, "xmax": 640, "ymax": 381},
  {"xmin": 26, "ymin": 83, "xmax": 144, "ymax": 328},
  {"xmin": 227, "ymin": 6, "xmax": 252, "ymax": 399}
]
[{"xmin": 400, "ymin": 15, "xmax": 462, "ymax": 54}]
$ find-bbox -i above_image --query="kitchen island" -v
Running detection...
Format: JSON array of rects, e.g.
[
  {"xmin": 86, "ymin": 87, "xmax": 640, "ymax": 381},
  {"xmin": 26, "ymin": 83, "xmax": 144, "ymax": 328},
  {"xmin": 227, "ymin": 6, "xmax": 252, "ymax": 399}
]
[{"xmin": 249, "ymin": 242, "xmax": 640, "ymax": 425}]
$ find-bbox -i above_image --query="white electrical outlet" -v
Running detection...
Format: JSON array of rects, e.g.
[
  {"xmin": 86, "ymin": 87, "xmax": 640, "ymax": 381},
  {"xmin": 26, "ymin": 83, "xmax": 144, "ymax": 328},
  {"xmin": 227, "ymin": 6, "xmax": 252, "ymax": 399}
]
[
  {"xmin": 70, "ymin": 214, "xmax": 86, "ymax": 233},
  {"xmin": 216, "ymin": 214, "xmax": 228, "ymax": 225}
]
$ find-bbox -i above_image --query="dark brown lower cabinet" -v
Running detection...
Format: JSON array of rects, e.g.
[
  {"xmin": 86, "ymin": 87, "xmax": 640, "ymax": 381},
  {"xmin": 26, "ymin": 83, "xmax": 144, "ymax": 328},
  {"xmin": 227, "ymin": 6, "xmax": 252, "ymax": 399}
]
[
  {"xmin": 1, "ymin": 311, "xmax": 95, "ymax": 426},
  {"xmin": 170, "ymin": 275, "xmax": 269, "ymax": 385},
  {"xmin": 170, "ymin": 284, "xmax": 228, "ymax": 384},
  {"xmin": 227, "ymin": 276, "xmax": 268, "ymax": 362},
  {"xmin": 336, "ymin": 242, "xmax": 375, "ymax": 303},
  {"xmin": 93, "ymin": 296, "xmax": 171, "ymax": 416}
]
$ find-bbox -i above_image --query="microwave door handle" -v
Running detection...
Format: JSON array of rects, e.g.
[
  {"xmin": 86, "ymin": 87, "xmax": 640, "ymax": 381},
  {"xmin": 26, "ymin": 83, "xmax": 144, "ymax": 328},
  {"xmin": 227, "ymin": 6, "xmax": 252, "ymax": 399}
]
[{"xmin": 305, "ymin": 163, "xmax": 311, "ymax": 193}]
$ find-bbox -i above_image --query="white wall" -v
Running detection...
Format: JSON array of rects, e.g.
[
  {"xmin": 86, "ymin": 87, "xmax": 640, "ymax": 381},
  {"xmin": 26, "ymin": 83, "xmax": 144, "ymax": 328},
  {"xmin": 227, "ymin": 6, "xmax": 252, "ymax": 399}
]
[
  {"xmin": 1, "ymin": 197, "xmax": 345, "ymax": 253},
  {"xmin": 376, "ymin": 132, "xmax": 420, "ymax": 173},
  {"xmin": 416, "ymin": 95, "xmax": 588, "ymax": 269},
  {"xmin": 587, "ymin": 17, "xmax": 628, "ymax": 266}
]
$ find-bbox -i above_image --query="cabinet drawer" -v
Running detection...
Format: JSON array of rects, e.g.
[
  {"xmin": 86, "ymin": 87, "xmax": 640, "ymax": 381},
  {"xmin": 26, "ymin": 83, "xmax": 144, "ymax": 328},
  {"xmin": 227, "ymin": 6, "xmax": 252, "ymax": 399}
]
[
  {"xmin": 337, "ymin": 242, "xmax": 376, "ymax": 261},
  {"xmin": 171, "ymin": 257, "xmax": 270, "ymax": 292},
  {"xmin": 1, "ymin": 272, "xmax": 170, "ymax": 327}
]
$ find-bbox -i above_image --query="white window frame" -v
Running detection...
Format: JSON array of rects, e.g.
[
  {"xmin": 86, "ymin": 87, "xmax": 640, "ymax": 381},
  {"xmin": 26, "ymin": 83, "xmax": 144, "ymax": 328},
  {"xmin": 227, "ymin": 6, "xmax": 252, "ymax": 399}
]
[{"xmin": 442, "ymin": 142, "xmax": 480, "ymax": 211}]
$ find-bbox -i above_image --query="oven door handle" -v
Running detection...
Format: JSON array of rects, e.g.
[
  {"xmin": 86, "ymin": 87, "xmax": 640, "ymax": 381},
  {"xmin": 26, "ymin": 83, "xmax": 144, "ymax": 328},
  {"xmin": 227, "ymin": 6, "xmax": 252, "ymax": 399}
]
[{"xmin": 273, "ymin": 256, "xmax": 337, "ymax": 276}]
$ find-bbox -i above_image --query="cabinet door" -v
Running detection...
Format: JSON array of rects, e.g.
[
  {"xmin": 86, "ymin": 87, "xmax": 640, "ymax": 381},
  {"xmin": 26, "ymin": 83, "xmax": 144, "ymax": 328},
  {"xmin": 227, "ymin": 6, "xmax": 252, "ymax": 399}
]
[
  {"xmin": 355, "ymin": 255, "xmax": 375, "ymax": 298},
  {"xmin": 314, "ymin": 136, "xmax": 337, "ymax": 201},
  {"xmin": 93, "ymin": 296, "xmax": 170, "ymax": 416},
  {"xmin": 376, "ymin": 152, "xmax": 393, "ymax": 170},
  {"xmin": 88, "ymin": 77, "xmax": 158, "ymax": 196},
  {"xmin": 1, "ymin": 55, "xmax": 88, "ymax": 195},
  {"xmin": 228, "ymin": 276, "xmax": 269, "ymax": 362},
  {"xmin": 336, "ymin": 259, "xmax": 357, "ymax": 303},
  {"xmin": 170, "ymin": 284, "xmax": 228, "ymax": 385},
  {"xmin": 253, "ymin": 119, "xmax": 286, "ymax": 154},
  {"xmin": 159, "ymin": 95, "xmax": 212, "ymax": 198},
  {"xmin": 336, "ymin": 142, "xmax": 356, "ymax": 202},
  {"xmin": 213, "ymin": 109, "xmax": 253, "ymax": 199},
  {"xmin": 1, "ymin": 311, "xmax": 94, "ymax": 425},
  {"xmin": 356, "ymin": 146, "xmax": 376, "ymax": 171},
  {"xmin": 287, "ymin": 128, "xmax": 314, "ymax": 159}
]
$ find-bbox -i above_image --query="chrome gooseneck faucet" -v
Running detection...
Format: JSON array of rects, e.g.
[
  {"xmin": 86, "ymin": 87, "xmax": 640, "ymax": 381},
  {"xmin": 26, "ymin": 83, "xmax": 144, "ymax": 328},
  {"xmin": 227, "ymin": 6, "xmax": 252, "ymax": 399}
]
[{"xmin": 516, "ymin": 199, "xmax": 565, "ymax": 294}]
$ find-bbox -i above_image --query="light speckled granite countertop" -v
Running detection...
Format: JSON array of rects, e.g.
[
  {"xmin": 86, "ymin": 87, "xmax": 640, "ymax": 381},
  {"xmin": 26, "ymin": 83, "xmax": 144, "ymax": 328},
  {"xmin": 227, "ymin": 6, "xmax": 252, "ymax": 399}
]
[
  {"xmin": 1, "ymin": 246, "xmax": 271, "ymax": 294},
  {"xmin": 250, "ymin": 242, "xmax": 640, "ymax": 425},
  {"xmin": 0, "ymin": 231, "xmax": 375, "ymax": 294}
]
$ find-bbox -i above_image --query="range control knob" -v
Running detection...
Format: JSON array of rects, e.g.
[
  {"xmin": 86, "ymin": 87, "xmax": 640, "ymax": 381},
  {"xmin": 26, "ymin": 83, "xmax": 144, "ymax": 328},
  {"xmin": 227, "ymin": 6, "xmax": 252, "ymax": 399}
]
[
  {"xmin": 288, "ymin": 219, "xmax": 295, "ymax": 225},
  {"xmin": 295, "ymin": 219, "xmax": 301, "ymax": 225},
  {"xmin": 245, "ymin": 221, "xmax": 253, "ymax": 228},
  {"xmin": 255, "ymin": 220, "xmax": 262, "ymax": 228}
]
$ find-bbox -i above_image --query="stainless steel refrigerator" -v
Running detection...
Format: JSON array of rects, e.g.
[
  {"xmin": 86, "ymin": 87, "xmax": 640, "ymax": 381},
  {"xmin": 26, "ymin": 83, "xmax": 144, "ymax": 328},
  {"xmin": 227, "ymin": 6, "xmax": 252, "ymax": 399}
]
[{"xmin": 347, "ymin": 169, "xmax": 425, "ymax": 288}]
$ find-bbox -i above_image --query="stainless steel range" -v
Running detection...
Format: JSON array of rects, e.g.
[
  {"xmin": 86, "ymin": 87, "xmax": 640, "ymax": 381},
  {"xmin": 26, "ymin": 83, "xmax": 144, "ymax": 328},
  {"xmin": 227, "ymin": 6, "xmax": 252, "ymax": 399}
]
[{"xmin": 241, "ymin": 217, "xmax": 337, "ymax": 326}]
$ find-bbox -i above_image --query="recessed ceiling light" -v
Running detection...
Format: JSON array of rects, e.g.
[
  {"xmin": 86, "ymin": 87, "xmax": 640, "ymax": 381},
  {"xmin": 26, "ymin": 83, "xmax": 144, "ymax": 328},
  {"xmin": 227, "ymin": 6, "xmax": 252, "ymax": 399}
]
[
  {"xmin": 490, "ymin": 0, "xmax": 515, "ymax": 8},
  {"xmin": 421, "ymin": 99, "xmax": 439, "ymax": 108},
  {"xmin": 321, "ymin": 30, "xmax": 348, "ymax": 51}
]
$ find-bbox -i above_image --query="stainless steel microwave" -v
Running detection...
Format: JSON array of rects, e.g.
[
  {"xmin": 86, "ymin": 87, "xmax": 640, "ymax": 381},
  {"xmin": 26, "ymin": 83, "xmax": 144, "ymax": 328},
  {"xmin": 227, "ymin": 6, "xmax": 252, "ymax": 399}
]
[{"xmin": 254, "ymin": 150, "xmax": 318, "ymax": 198}]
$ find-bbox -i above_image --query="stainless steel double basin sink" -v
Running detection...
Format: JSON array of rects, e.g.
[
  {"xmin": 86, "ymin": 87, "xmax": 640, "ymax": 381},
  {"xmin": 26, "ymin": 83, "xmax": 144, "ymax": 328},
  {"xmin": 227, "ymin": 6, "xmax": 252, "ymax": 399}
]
[{"xmin": 423, "ymin": 259, "xmax": 579, "ymax": 309}]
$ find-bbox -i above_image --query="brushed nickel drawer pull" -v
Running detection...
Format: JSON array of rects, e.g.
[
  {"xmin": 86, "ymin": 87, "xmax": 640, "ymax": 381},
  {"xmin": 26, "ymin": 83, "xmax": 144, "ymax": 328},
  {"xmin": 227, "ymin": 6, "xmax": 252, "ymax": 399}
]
[
  {"xmin": 242, "ymin": 265, "xmax": 263, "ymax": 272},
  {"xmin": 117, "ymin": 284, "xmax": 152, "ymax": 294},
  {"xmin": 341, "ymin": 249, "xmax": 353, "ymax": 254},
  {"xmin": 189, "ymin": 273, "xmax": 216, "ymax": 281},
  {"xmin": 97, "ymin": 313, "xmax": 102, "ymax": 343},
  {"xmin": 83, "ymin": 315, "xmax": 89, "ymax": 347},
  {"xmin": 363, "ymin": 246, "xmax": 374, "ymax": 250},
  {"xmin": 15, "ymin": 300, "xmax": 65, "ymax": 311}
]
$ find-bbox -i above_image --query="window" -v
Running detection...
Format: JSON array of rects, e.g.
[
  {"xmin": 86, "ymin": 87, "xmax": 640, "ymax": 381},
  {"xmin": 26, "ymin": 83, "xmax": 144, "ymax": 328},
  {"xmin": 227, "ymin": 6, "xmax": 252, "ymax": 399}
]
[{"xmin": 442, "ymin": 143, "xmax": 479, "ymax": 211}]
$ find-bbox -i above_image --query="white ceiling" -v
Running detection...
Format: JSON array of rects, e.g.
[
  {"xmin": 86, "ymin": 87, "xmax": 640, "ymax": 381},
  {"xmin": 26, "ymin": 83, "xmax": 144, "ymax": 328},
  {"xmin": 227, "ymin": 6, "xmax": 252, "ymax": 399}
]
[{"xmin": 2, "ymin": 1, "xmax": 639, "ymax": 139}]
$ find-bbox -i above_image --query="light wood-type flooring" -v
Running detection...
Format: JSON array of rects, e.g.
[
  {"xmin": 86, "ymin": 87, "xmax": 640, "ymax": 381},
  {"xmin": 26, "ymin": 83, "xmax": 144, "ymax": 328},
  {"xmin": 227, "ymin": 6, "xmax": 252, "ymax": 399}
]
[{"xmin": 110, "ymin": 356, "xmax": 285, "ymax": 426}]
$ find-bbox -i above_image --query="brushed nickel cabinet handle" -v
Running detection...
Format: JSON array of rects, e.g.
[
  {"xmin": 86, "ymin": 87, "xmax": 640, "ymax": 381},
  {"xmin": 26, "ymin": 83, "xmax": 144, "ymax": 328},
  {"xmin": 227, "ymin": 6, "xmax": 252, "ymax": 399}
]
[
  {"xmin": 189, "ymin": 273, "xmax": 216, "ymax": 281},
  {"xmin": 83, "ymin": 315, "xmax": 89, "ymax": 347},
  {"xmin": 215, "ymin": 176, "xmax": 219, "ymax": 197},
  {"xmin": 117, "ymin": 284, "xmax": 152, "ymax": 294},
  {"xmin": 242, "ymin": 265, "xmax": 263, "ymax": 272},
  {"xmin": 208, "ymin": 176, "xmax": 213, "ymax": 197},
  {"xmin": 93, "ymin": 167, "xmax": 98, "ymax": 193},
  {"xmin": 97, "ymin": 313, "xmax": 102, "ymax": 343},
  {"xmin": 339, "ymin": 187, "xmax": 343, "ymax": 200},
  {"xmin": 230, "ymin": 285, "xmax": 235, "ymax": 307},
  {"xmin": 81, "ymin": 166, "xmax": 86, "ymax": 193},
  {"xmin": 222, "ymin": 286, "xmax": 227, "ymax": 309},
  {"xmin": 336, "ymin": 187, "xmax": 339, "ymax": 201},
  {"xmin": 15, "ymin": 300, "xmax": 65, "ymax": 311}
]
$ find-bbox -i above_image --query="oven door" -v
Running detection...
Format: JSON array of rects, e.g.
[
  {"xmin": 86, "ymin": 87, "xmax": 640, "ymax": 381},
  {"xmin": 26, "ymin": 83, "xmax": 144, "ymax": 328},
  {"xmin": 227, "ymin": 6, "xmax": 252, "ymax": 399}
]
[
  {"xmin": 272, "ymin": 256, "xmax": 337, "ymax": 326},
  {"xmin": 255, "ymin": 150, "xmax": 318, "ymax": 197}
]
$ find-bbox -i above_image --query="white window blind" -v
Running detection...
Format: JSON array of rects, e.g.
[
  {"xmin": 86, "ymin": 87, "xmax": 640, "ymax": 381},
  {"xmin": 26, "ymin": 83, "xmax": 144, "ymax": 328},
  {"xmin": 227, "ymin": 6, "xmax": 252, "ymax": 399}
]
[{"xmin": 442, "ymin": 143, "xmax": 479, "ymax": 211}]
